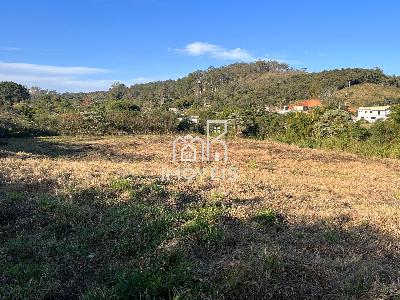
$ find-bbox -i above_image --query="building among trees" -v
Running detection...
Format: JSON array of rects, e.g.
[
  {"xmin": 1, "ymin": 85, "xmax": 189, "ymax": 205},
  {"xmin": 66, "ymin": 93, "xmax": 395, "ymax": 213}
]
[{"xmin": 357, "ymin": 106, "xmax": 391, "ymax": 122}]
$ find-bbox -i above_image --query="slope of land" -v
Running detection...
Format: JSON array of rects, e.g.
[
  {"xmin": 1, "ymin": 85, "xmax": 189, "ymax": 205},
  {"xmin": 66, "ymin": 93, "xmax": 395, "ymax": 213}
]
[
  {"xmin": 1, "ymin": 136, "xmax": 400, "ymax": 299},
  {"xmin": 334, "ymin": 83, "xmax": 400, "ymax": 107}
]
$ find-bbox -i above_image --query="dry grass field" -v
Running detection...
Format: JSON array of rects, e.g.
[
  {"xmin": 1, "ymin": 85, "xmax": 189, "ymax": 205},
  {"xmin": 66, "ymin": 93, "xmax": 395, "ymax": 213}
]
[{"xmin": 1, "ymin": 135, "xmax": 400, "ymax": 299}]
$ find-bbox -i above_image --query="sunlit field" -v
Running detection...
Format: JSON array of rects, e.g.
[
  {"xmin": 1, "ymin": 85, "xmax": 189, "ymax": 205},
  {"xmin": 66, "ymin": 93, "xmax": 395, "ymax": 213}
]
[{"xmin": 1, "ymin": 135, "xmax": 400, "ymax": 299}]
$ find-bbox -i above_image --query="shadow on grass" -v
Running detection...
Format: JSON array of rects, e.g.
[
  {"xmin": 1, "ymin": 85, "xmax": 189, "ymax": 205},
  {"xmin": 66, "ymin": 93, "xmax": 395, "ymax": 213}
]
[
  {"xmin": 0, "ymin": 137, "xmax": 154, "ymax": 161},
  {"xmin": 177, "ymin": 210, "xmax": 399, "ymax": 299},
  {"xmin": 0, "ymin": 137, "xmax": 95, "ymax": 158},
  {"xmin": 0, "ymin": 178, "xmax": 399, "ymax": 299}
]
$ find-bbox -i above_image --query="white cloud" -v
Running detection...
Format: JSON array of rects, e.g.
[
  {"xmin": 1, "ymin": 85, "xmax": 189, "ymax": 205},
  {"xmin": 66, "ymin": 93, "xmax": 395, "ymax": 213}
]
[
  {"xmin": 177, "ymin": 42, "xmax": 255, "ymax": 62},
  {"xmin": 0, "ymin": 61, "xmax": 157, "ymax": 92},
  {"xmin": 0, "ymin": 73, "xmax": 117, "ymax": 92},
  {"xmin": 0, "ymin": 61, "xmax": 117, "ymax": 92},
  {"xmin": 0, "ymin": 61, "xmax": 108, "ymax": 75}
]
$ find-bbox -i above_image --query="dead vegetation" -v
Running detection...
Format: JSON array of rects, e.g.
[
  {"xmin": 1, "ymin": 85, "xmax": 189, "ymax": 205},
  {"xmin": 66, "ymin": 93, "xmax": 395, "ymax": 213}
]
[{"xmin": 1, "ymin": 135, "xmax": 400, "ymax": 299}]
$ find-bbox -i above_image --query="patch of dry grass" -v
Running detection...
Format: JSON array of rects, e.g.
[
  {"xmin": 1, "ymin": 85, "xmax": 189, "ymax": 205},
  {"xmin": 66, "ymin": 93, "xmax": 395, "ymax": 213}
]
[
  {"xmin": 1, "ymin": 135, "xmax": 400, "ymax": 299},
  {"xmin": 334, "ymin": 83, "xmax": 400, "ymax": 107}
]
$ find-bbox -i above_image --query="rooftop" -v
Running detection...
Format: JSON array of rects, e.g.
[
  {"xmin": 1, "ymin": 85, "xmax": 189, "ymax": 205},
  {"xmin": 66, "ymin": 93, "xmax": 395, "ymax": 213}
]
[
  {"xmin": 295, "ymin": 99, "xmax": 322, "ymax": 107},
  {"xmin": 358, "ymin": 106, "xmax": 391, "ymax": 111}
]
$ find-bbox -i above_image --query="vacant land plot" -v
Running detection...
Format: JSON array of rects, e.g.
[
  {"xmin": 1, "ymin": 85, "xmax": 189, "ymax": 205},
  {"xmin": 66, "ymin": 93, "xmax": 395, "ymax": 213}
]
[{"xmin": 1, "ymin": 135, "xmax": 400, "ymax": 299}]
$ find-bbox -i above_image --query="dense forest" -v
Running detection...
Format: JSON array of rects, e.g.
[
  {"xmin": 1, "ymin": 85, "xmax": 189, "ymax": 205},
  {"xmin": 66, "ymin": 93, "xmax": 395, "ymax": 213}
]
[{"xmin": 1, "ymin": 60, "xmax": 400, "ymax": 158}]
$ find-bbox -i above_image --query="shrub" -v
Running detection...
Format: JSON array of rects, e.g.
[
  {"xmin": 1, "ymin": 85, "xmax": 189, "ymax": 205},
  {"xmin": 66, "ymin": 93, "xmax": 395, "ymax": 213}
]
[
  {"xmin": 285, "ymin": 112, "xmax": 315, "ymax": 142},
  {"xmin": 370, "ymin": 120, "xmax": 399, "ymax": 144},
  {"xmin": 389, "ymin": 105, "xmax": 400, "ymax": 124},
  {"xmin": 105, "ymin": 99, "xmax": 141, "ymax": 112},
  {"xmin": 0, "ymin": 111, "xmax": 43, "ymax": 137},
  {"xmin": 313, "ymin": 109, "xmax": 352, "ymax": 139},
  {"xmin": 351, "ymin": 121, "xmax": 371, "ymax": 141},
  {"xmin": 255, "ymin": 113, "xmax": 286, "ymax": 138}
]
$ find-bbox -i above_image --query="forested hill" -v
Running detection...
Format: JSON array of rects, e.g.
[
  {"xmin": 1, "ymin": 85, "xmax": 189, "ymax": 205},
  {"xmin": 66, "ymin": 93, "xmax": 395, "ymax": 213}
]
[{"xmin": 57, "ymin": 60, "xmax": 400, "ymax": 111}]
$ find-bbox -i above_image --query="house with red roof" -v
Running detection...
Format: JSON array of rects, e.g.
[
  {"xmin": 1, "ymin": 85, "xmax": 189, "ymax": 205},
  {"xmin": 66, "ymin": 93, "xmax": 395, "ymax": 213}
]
[
  {"xmin": 295, "ymin": 99, "xmax": 322, "ymax": 108},
  {"xmin": 277, "ymin": 99, "xmax": 322, "ymax": 114}
]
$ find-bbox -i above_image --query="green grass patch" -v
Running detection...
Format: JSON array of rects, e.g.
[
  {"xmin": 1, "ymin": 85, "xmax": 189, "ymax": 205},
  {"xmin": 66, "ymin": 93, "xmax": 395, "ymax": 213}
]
[
  {"xmin": 131, "ymin": 181, "xmax": 168, "ymax": 199},
  {"xmin": 37, "ymin": 195, "xmax": 64, "ymax": 210},
  {"xmin": 3, "ymin": 261, "xmax": 53, "ymax": 282},
  {"xmin": 110, "ymin": 177, "xmax": 169, "ymax": 201},
  {"xmin": 253, "ymin": 209, "xmax": 278, "ymax": 226},
  {"xmin": 110, "ymin": 177, "xmax": 132, "ymax": 192},
  {"xmin": 263, "ymin": 252, "xmax": 282, "ymax": 281},
  {"xmin": 5, "ymin": 191, "xmax": 24, "ymax": 201},
  {"xmin": 105, "ymin": 249, "xmax": 194, "ymax": 299},
  {"xmin": 182, "ymin": 205, "xmax": 225, "ymax": 244},
  {"xmin": 323, "ymin": 229, "xmax": 341, "ymax": 244}
]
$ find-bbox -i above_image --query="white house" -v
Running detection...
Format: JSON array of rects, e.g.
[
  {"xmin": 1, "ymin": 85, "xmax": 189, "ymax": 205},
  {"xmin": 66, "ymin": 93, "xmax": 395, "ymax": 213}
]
[
  {"xmin": 277, "ymin": 106, "xmax": 292, "ymax": 114},
  {"xmin": 177, "ymin": 115, "xmax": 199, "ymax": 124},
  {"xmin": 357, "ymin": 106, "xmax": 391, "ymax": 122},
  {"xmin": 292, "ymin": 105, "xmax": 308, "ymax": 112}
]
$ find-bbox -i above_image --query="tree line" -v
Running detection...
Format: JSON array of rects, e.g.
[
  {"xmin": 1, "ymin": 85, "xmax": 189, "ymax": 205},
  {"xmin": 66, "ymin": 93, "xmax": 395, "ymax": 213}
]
[{"xmin": 1, "ymin": 61, "xmax": 400, "ymax": 158}]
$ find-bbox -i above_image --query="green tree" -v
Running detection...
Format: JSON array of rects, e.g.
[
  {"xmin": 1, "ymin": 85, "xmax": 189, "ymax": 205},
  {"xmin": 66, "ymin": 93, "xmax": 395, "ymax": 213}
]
[
  {"xmin": 0, "ymin": 81, "xmax": 30, "ymax": 106},
  {"xmin": 109, "ymin": 82, "xmax": 128, "ymax": 100},
  {"xmin": 370, "ymin": 120, "xmax": 398, "ymax": 144},
  {"xmin": 389, "ymin": 105, "xmax": 400, "ymax": 124}
]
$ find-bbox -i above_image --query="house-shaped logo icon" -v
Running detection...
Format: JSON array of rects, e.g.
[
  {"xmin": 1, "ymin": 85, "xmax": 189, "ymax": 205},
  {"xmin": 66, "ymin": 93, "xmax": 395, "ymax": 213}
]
[
  {"xmin": 180, "ymin": 143, "xmax": 197, "ymax": 162},
  {"xmin": 164, "ymin": 120, "xmax": 238, "ymax": 182},
  {"xmin": 172, "ymin": 120, "xmax": 228, "ymax": 163},
  {"xmin": 172, "ymin": 134, "xmax": 205, "ymax": 163}
]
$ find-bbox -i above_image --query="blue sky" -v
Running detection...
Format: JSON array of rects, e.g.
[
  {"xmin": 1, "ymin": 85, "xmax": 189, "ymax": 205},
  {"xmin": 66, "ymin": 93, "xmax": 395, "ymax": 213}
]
[{"xmin": 1, "ymin": 0, "xmax": 400, "ymax": 92}]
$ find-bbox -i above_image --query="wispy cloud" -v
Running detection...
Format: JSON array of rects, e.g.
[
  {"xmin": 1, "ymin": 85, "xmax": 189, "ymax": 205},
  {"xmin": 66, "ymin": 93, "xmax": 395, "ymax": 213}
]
[
  {"xmin": 175, "ymin": 42, "xmax": 302, "ymax": 65},
  {"xmin": 176, "ymin": 42, "xmax": 255, "ymax": 62},
  {"xmin": 0, "ymin": 46, "xmax": 22, "ymax": 51},
  {"xmin": 0, "ymin": 73, "xmax": 117, "ymax": 92},
  {"xmin": 0, "ymin": 61, "xmax": 117, "ymax": 92},
  {"xmin": 0, "ymin": 61, "xmax": 108, "ymax": 75}
]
